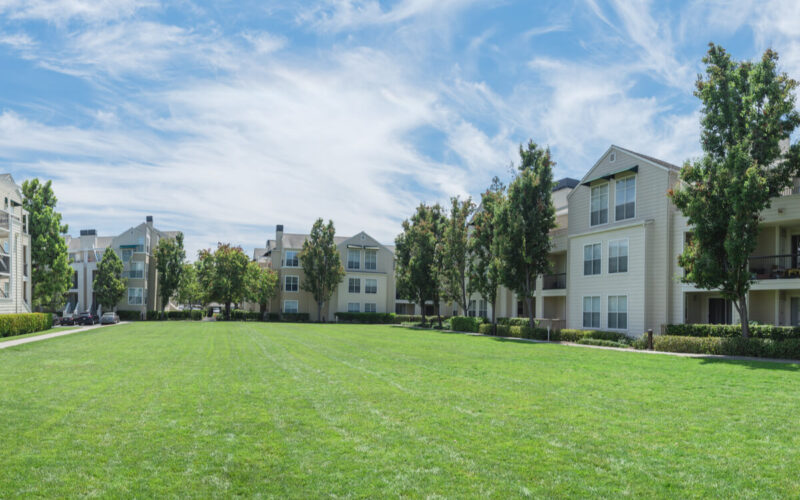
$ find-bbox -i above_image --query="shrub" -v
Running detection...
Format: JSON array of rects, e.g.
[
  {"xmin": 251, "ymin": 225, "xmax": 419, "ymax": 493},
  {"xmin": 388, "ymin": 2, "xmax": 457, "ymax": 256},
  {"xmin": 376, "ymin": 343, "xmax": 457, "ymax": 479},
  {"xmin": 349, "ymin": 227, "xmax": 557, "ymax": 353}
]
[
  {"xmin": 664, "ymin": 323, "xmax": 800, "ymax": 341},
  {"xmin": 0, "ymin": 313, "xmax": 52, "ymax": 338},
  {"xmin": 190, "ymin": 310, "xmax": 203, "ymax": 321},
  {"xmin": 280, "ymin": 313, "xmax": 310, "ymax": 322},
  {"xmin": 559, "ymin": 329, "xmax": 587, "ymax": 342},
  {"xmin": 450, "ymin": 316, "xmax": 483, "ymax": 332},
  {"xmin": 266, "ymin": 312, "xmax": 280, "ymax": 321},
  {"xmin": 497, "ymin": 317, "xmax": 531, "ymax": 327},
  {"xmin": 335, "ymin": 312, "xmax": 396, "ymax": 324},
  {"xmin": 651, "ymin": 335, "xmax": 800, "ymax": 360},
  {"xmin": 576, "ymin": 338, "xmax": 629, "ymax": 348},
  {"xmin": 117, "ymin": 310, "xmax": 143, "ymax": 321},
  {"xmin": 558, "ymin": 329, "xmax": 630, "ymax": 343}
]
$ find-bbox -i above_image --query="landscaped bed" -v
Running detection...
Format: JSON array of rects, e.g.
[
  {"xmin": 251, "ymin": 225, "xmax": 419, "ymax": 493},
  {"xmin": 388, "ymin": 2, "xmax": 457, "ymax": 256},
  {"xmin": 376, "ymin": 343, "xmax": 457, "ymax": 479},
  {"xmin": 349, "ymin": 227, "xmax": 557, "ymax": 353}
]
[{"xmin": 1, "ymin": 321, "xmax": 799, "ymax": 497}]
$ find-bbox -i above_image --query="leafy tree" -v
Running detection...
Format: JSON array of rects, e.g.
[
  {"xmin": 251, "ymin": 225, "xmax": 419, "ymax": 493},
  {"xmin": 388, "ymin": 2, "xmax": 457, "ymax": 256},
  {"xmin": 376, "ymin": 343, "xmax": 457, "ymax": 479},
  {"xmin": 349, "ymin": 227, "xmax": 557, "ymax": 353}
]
[
  {"xmin": 299, "ymin": 219, "xmax": 345, "ymax": 322},
  {"xmin": 195, "ymin": 249, "xmax": 216, "ymax": 310},
  {"xmin": 204, "ymin": 243, "xmax": 251, "ymax": 319},
  {"xmin": 395, "ymin": 203, "xmax": 445, "ymax": 326},
  {"xmin": 246, "ymin": 262, "xmax": 278, "ymax": 317},
  {"xmin": 468, "ymin": 177, "xmax": 506, "ymax": 334},
  {"xmin": 441, "ymin": 196, "xmax": 475, "ymax": 316},
  {"xmin": 670, "ymin": 44, "xmax": 800, "ymax": 338},
  {"xmin": 94, "ymin": 248, "xmax": 126, "ymax": 312},
  {"xmin": 176, "ymin": 262, "xmax": 203, "ymax": 310},
  {"xmin": 21, "ymin": 179, "xmax": 73, "ymax": 312},
  {"xmin": 497, "ymin": 141, "xmax": 556, "ymax": 328},
  {"xmin": 154, "ymin": 232, "xmax": 185, "ymax": 312}
]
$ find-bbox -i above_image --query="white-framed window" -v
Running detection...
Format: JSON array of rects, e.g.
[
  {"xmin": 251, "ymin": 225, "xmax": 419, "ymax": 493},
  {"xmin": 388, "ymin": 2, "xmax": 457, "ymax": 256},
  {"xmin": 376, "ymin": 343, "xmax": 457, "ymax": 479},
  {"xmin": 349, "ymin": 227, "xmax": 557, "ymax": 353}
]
[
  {"xmin": 583, "ymin": 243, "xmax": 601, "ymax": 275},
  {"xmin": 283, "ymin": 300, "xmax": 298, "ymax": 313},
  {"xmin": 128, "ymin": 287, "xmax": 144, "ymax": 305},
  {"xmin": 365, "ymin": 249, "xmax": 377, "ymax": 270},
  {"xmin": 583, "ymin": 296, "xmax": 600, "ymax": 328},
  {"xmin": 364, "ymin": 303, "xmax": 377, "ymax": 313},
  {"xmin": 479, "ymin": 299, "xmax": 488, "ymax": 318},
  {"xmin": 348, "ymin": 302, "xmax": 360, "ymax": 312},
  {"xmin": 615, "ymin": 176, "xmax": 636, "ymax": 221},
  {"xmin": 347, "ymin": 249, "xmax": 361, "ymax": 270},
  {"xmin": 285, "ymin": 275, "xmax": 299, "ymax": 292},
  {"xmin": 365, "ymin": 278, "xmax": 377, "ymax": 294},
  {"xmin": 608, "ymin": 296, "xmax": 628, "ymax": 330},
  {"xmin": 284, "ymin": 250, "xmax": 299, "ymax": 267},
  {"xmin": 121, "ymin": 249, "xmax": 133, "ymax": 262},
  {"xmin": 348, "ymin": 277, "xmax": 360, "ymax": 293},
  {"xmin": 608, "ymin": 239, "xmax": 628, "ymax": 274},
  {"xmin": 128, "ymin": 261, "xmax": 144, "ymax": 279},
  {"xmin": 590, "ymin": 183, "xmax": 608, "ymax": 226},
  {"xmin": 468, "ymin": 299, "xmax": 477, "ymax": 317}
]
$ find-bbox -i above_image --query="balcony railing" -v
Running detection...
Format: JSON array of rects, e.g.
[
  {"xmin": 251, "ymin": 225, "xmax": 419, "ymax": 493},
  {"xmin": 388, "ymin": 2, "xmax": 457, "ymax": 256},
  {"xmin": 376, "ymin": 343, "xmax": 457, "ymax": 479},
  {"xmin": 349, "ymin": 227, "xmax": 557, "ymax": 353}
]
[
  {"xmin": 749, "ymin": 254, "xmax": 800, "ymax": 279},
  {"xmin": 780, "ymin": 185, "xmax": 800, "ymax": 197},
  {"xmin": 125, "ymin": 270, "xmax": 145, "ymax": 279},
  {"xmin": 542, "ymin": 273, "xmax": 567, "ymax": 290}
]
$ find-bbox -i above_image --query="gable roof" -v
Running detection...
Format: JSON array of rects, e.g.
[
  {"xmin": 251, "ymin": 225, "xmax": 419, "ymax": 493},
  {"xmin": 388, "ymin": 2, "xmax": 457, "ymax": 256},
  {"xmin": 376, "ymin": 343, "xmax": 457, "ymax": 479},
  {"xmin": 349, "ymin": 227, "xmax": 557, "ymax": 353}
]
[{"xmin": 613, "ymin": 145, "xmax": 681, "ymax": 171}]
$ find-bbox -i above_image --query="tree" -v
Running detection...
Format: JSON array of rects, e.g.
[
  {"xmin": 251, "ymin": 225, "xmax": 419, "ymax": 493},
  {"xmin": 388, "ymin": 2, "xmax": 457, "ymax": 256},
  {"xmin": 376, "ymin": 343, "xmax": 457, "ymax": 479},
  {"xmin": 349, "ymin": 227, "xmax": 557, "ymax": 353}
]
[
  {"xmin": 298, "ymin": 219, "xmax": 345, "ymax": 322},
  {"xmin": 246, "ymin": 262, "xmax": 278, "ymax": 317},
  {"xmin": 395, "ymin": 203, "xmax": 445, "ymax": 326},
  {"xmin": 468, "ymin": 177, "xmax": 506, "ymax": 334},
  {"xmin": 441, "ymin": 196, "xmax": 475, "ymax": 316},
  {"xmin": 497, "ymin": 141, "xmax": 557, "ymax": 328},
  {"xmin": 94, "ymin": 248, "xmax": 126, "ymax": 312},
  {"xmin": 670, "ymin": 44, "xmax": 800, "ymax": 338},
  {"xmin": 154, "ymin": 232, "xmax": 185, "ymax": 312},
  {"xmin": 21, "ymin": 178, "xmax": 73, "ymax": 312},
  {"xmin": 204, "ymin": 243, "xmax": 251, "ymax": 319},
  {"xmin": 176, "ymin": 262, "xmax": 203, "ymax": 310}
]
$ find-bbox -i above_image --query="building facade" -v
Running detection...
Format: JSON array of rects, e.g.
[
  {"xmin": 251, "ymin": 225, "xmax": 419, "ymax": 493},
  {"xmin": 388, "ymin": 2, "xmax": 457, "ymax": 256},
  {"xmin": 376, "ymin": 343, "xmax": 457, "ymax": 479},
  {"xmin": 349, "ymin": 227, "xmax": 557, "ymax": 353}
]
[
  {"xmin": 64, "ymin": 216, "xmax": 180, "ymax": 316},
  {"xmin": 0, "ymin": 174, "xmax": 31, "ymax": 314}
]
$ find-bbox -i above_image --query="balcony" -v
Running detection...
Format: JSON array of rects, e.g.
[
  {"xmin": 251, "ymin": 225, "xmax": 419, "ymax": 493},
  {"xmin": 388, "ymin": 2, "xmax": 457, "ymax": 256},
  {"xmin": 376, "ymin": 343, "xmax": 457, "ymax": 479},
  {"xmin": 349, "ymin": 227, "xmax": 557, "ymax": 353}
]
[
  {"xmin": 749, "ymin": 255, "xmax": 800, "ymax": 280},
  {"xmin": 542, "ymin": 273, "xmax": 566, "ymax": 290},
  {"xmin": 124, "ymin": 270, "xmax": 145, "ymax": 279},
  {"xmin": 0, "ymin": 254, "xmax": 10, "ymax": 276}
]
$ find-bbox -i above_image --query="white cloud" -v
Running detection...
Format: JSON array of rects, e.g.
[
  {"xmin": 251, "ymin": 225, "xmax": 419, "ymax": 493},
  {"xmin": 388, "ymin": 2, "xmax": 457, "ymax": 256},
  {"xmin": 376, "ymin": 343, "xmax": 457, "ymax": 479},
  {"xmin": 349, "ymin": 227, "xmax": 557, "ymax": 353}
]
[
  {"xmin": 0, "ymin": 0, "xmax": 158, "ymax": 23},
  {"xmin": 301, "ymin": 0, "xmax": 485, "ymax": 31}
]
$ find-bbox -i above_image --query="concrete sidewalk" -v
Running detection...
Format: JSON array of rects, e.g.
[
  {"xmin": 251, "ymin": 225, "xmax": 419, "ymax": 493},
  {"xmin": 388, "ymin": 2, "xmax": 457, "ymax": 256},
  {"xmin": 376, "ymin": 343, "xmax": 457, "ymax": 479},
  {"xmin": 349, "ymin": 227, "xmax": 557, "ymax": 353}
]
[{"xmin": 0, "ymin": 322, "xmax": 124, "ymax": 350}]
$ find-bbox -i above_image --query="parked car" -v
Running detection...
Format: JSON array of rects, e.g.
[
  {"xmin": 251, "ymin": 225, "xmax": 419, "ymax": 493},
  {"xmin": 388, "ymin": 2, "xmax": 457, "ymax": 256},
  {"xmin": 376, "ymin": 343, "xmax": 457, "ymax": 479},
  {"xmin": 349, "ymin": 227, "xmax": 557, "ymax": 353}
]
[
  {"xmin": 59, "ymin": 314, "xmax": 75, "ymax": 326},
  {"xmin": 75, "ymin": 312, "xmax": 96, "ymax": 326},
  {"xmin": 100, "ymin": 312, "xmax": 120, "ymax": 325}
]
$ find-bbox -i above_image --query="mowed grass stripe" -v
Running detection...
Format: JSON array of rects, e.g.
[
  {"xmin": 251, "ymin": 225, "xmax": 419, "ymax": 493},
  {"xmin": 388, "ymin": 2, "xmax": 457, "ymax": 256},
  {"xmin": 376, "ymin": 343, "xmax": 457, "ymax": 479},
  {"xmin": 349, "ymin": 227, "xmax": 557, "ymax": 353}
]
[{"xmin": 0, "ymin": 322, "xmax": 799, "ymax": 497}]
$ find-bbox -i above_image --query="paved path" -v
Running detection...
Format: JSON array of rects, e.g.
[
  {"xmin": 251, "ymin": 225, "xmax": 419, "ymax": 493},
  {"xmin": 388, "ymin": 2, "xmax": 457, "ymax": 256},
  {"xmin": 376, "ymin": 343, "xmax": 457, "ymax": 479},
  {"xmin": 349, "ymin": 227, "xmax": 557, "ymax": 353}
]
[{"xmin": 0, "ymin": 323, "xmax": 124, "ymax": 350}]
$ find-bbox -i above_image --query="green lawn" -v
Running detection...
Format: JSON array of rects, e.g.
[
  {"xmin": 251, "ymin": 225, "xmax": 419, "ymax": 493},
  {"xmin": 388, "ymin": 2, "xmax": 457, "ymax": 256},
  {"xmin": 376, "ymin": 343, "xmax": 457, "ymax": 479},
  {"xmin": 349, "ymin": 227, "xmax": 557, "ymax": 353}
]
[
  {"xmin": 1, "ymin": 322, "xmax": 799, "ymax": 497},
  {"xmin": 0, "ymin": 324, "xmax": 91, "ymax": 344}
]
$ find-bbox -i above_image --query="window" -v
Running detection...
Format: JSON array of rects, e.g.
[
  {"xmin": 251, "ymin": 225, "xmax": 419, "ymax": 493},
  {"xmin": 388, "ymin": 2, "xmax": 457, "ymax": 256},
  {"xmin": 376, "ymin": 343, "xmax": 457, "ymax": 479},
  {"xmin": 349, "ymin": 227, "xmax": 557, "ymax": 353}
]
[
  {"xmin": 468, "ymin": 299, "xmax": 477, "ymax": 317},
  {"xmin": 283, "ymin": 300, "xmax": 298, "ymax": 313},
  {"xmin": 615, "ymin": 176, "xmax": 636, "ymax": 221},
  {"xmin": 365, "ymin": 249, "xmax": 377, "ymax": 270},
  {"xmin": 365, "ymin": 303, "xmax": 377, "ymax": 313},
  {"xmin": 608, "ymin": 240, "xmax": 628, "ymax": 273},
  {"xmin": 22, "ymin": 214, "xmax": 27, "ymax": 234},
  {"xmin": 583, "ymin": 296, "xmax": 600, "ymax": 328},
  {"xmin": 128, "ymin": 261, "xmax": 144, "ymax": 279},
  {"xmin": 365, "ymin": 278, "xmax": 377, "ymax": 294},
  {"xmin": 348, "ymin": 302, "xmax": 360, "ymax": 312},
  {"xmin": 347, "ymin": 249, "xmax": 360, "ymax": 270},
  {"xmin": 285, "ymin": 275, "xmax": 299, "ymax": 292},
  {"xmin": 348, "ymin": 278, "xmax": 361, "ymax": 293},
  {"xmin": 608, "ymin": 296, "xmax": 628, "ymax": 329},
  {"xmin": 590, "ymin": 184, "xmax": 608, "ymax": 226},
  {"xmin": 583, "ymin": 243, "xmax": 601, "ymax": 275},
  {"xmin": 128, "ymin": 287, "xmax": 144, "ymax": 305},
  {"xmin": 609, "ymin": 152, "xmax": 616, "ymax": 162},
  {"xmin": 23, "ymin": 245, "xmax": 27, "ymax": 277},
  {"xmin": 479, "ymin": 299, "xmax": 488, "ymax": 318},
  {"xmin": 121, "ymin": 249, "xmax": 133, "ymax": 262},
  {"xmin": 284, "ymin": 250, "xmax": 299, "ymax": 267}
]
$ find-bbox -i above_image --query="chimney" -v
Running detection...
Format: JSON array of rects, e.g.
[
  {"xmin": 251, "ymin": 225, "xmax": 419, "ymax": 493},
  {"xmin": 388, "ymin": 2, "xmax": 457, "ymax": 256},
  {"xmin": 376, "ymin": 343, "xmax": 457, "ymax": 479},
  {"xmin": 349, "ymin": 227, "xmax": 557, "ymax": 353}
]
[
  {"xmin": 146, "ymin": 215, "xmax": 154, "ymax": 226},
  {"xmin": 276, "ymin": 224, "xmax": 284, "ymax": 251}
]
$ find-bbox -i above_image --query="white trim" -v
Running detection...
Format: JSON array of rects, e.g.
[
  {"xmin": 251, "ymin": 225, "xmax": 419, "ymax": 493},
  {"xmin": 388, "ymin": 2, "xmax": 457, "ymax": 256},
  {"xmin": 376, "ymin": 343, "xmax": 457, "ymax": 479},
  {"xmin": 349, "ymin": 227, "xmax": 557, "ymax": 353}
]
[
  {"xmin": 614, "ymin": 174, "xmax": 637, "ymax": 222},
  {"xmin": 607, "ymin": 238, "xmax": 629, "ymax": 274},
  {"xmin": 582, "ymin": 295, "xmax": 601, "ymax": 329},
  {"xmin": 348, "ymin": 277, "xmax": 361, "ymax": 294},
  {"xmin": 284, "ymin": 275, "xmax": 299, "ymax": 292},
  {"xmin": 283, "ymin": 299, "xmax": 299, "ymax": 313},
  {"xmin": 568, "ymin": 218, "xmax": 653, "ymax": 239},
  {"xmin": 583, "ymin": 242, "xmax": 602, "ymax": 276},
  {"xmin": 607, "ymin": 295, "xmax": 628, "ymax": 331},
  {"xmin": 127, "ymin": 287, "xmax": 144, "ymax": 306},
  {"xmin": 589, "ymin": 182, "xmax": 609, "ymax": 227}
]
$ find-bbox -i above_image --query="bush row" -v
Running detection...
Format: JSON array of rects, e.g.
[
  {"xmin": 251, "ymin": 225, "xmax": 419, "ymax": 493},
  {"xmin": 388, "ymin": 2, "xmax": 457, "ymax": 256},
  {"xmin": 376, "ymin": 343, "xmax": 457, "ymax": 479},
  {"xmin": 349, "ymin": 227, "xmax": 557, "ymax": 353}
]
[
  {"xmin": 469, "ymin": 324, "xmax": 630, "ymax": 343},
  {"xmin": 664, "ymin": 323, "xmax": 800, "ymax": 341},
  {"xmin": 451, "ymin": 316, "xmax": 484, "ymax": 332},
  {"xmin": 652, "ymin": 335, "xmax": 800, "ymax": 359},
  {"xmin": 576, "ymin": 338, "xmax": 629, "ymax": 348},
  {"xmin": 335, "ymin": 312, "xmax": 396, "ymax": 324},
  {"xmin": 145, "ymin": 310, "xmax": 205, "ymax": 321},
  {"xmin": 476, "ymin": 323, "xmax": 552, "ymax": 340},
  {"xmin": 0, "ymin": 313, "xmax": 52, "ymax": 338}
]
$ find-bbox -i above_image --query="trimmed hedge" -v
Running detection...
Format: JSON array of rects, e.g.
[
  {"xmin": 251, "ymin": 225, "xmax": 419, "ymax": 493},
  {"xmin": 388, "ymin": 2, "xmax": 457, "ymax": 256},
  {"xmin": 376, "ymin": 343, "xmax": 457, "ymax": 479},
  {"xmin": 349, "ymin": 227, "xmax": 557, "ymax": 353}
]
[
  {"xmin": 229, "ymin": 310, "xmax": 262, "ymax": 321},
  {"xmin": 280, "ymin": 313, "xmax": 310, "ymax": 322},
  {"xmin": 576, "ymin": 338, "xmax": 629, "ymax": 348},
  {"xmin": 0, "ymin": 313, "xmax": 52, "ymax": 338},
  {"xmin": 652, "ymin": 335, "xmax": 800, "ymax": 360},
  {"xmin": 451, "ymin": 316, "xmax": 484, "ymax": 333},
  {"xmin": 335, "ymin": 312, "xmax": 396, "ymax": 324},
  {"xmin": 664, "ymin": 323, "xmax": 800, "ymax": 341},
  {"xmin": 559, "ymin": 329, "xmax": 630, "ymax": 343},
  {"xmin": 117, "ymin": 310, "xmax": 143, "ymax": 321},
  {"xmin": 497, "ymin": 317, "xmax": 531, "ymax": 327}
]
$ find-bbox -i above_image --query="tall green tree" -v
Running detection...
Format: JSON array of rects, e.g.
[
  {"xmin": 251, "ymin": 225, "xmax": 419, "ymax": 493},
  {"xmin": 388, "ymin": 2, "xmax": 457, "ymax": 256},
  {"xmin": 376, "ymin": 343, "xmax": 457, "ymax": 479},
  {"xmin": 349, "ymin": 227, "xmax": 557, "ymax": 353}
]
[
  {"xmin": 21, "ymin": 179, "xmax": 73, "ymax": 312},
  {"xmin": 497, "ymin": 141, "xmax": 556, "ymax": 328},
  {"xmin": 195, "ymin": 250, "xmax": 215, "ymax": 310},
  {"xmin": 299, "ymin": 219, "xmax": 345, "ymax": 322},
  {"xmin": 205, "ymin": 243, "xmax": 251, "ymax": 319},
  {"xmin": 246, "ymin": 262, "xmax": 278, "ymax": 317},
  {"xmin": 94, "ymin": 248, "xmax": 126, "ymax": 312},
  {"xmin": 670, "ymin": 44, "xmax": 800, "ymax": 338},
  {"xmin": 441, "ymin": 196, "xmax": 475, "ymax": 316},
  {"xmin": 395, "ymin": 203, "xmax": 445, "ymax": 326},
  {"xmin": 176, "ymin": 262, "xmax": 203, "ymax": 310},
  {"xmin": 468, "ymin": 177, "xmax": 506, "ymax": 334},
  {"xmin": 154, "ymin": 232, "xmax": 185, "ymax": 312}
]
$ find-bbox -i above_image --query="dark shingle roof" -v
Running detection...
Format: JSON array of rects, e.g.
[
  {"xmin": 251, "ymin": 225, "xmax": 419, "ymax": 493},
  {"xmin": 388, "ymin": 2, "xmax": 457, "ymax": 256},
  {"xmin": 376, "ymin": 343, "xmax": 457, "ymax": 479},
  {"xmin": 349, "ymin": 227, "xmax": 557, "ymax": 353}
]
[{"xmin": 553, "ymin": 177, "xmax": 580, "ymax": 191}]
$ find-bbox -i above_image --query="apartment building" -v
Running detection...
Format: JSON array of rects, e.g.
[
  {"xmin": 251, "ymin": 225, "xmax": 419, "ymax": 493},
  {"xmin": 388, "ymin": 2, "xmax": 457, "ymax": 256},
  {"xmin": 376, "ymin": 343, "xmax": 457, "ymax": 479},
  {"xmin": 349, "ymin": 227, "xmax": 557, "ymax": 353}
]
[
  {"xmin": 262, "ymin": 225, "xmax": 397, "ymax": 321},
  {"xmin": 64, "ymin": 216, "xmax": 180, "ymax": 316},
  {"xmin": 0, "ymin": 174, "xmax": 31, "ymax": 314}
]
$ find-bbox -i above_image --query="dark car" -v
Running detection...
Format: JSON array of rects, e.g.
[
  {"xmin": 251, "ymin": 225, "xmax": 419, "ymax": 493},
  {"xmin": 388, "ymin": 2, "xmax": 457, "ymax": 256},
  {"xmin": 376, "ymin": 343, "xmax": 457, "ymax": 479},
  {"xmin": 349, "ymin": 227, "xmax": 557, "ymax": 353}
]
[
  {"xmin": 75, "ymin": 312, "xmax": 96, "ymax": 326},
  {"xmin": 59, "ymin": 314, "xmax": 75, "ymax": 326},
  {"xmin": 100, "ymin": 312, "xmax": 120, "ymax": 325}
]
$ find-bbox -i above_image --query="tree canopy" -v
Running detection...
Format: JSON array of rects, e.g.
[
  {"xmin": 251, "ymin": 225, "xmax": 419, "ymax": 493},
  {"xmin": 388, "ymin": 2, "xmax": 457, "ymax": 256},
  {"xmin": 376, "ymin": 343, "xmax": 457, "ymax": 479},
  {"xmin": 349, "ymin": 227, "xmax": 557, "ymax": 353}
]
[
  {"xmin": 298, "ymin": 219, "xmax": 345, "ymax": 322},
  {"xmin": 670, "ymin": 44, "xmax": 800, "ymax": 338},
  {"xmin": 155, "ymin": 232, "xmax": 185, "ymax": 312},
  {"xmin": 202, "ymin": 243, "xmax": 251, "ymax": 318},
  {"xmin": 94, "ymin": 248, "xmax": 126, "ymax": 312},
  {"xmin": 246, "ymin": 262, "xmax": 278, "ymax": 316},
  {"xmin": 441, "ymin": 196, "xmax": 475, "ymax": 315}
]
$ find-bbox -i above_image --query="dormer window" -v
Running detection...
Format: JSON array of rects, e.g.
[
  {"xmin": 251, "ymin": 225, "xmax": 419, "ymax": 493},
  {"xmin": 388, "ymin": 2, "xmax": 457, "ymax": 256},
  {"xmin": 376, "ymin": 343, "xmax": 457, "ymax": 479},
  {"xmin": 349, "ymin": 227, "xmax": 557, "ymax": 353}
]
[
  {"xmin": 590, "ymin": 183, "xmax": 608, "ymax": 226},
  {"xmin": 615, "ymin": 176, "xmax": 636, "ymax": 221},
  {"xmin": 347, "ymin": 249, "xmax": 361, "ymax": 270}
]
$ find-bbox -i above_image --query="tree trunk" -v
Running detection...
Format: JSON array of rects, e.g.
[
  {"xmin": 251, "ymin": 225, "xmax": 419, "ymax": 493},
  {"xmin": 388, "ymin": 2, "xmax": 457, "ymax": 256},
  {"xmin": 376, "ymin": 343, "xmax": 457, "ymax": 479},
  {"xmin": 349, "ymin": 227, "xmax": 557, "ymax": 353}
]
[
  {"xmin": 225, "ymin": 301, "xmax": 231, "ymax": 320},
  {"xmin": 318, "ymin": 301, "xmax": 324, "ymax": 323},
  {"xmin": 526, "ymin": 296, "xmax": 535, "ymax": 329},
  {"xmin": 738, "ymin": 294, "xmax": 750, "ymax": 339},
  {"xmin": 491, "ymin": 297, "xmax": 497, "ymax": 336},
  {"xmin": 419, "ymin": 300, "xmax": 426, "ymax": 326}
]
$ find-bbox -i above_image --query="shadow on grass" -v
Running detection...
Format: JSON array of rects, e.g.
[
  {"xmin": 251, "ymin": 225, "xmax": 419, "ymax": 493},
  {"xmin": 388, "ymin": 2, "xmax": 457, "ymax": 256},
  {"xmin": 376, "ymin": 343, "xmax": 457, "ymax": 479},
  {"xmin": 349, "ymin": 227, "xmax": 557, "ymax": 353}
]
[{"xmin": 696, "ymin": 356, "xmax": 800, "ymax": 371}]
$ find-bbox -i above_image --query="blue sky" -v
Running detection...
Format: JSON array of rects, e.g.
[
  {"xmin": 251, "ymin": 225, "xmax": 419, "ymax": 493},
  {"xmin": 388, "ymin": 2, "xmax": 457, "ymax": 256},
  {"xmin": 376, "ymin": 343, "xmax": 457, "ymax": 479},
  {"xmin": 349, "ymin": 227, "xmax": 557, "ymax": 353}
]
[{"xmin": 0, "ymin": 0, "xmax": 798, "ymax": 257}]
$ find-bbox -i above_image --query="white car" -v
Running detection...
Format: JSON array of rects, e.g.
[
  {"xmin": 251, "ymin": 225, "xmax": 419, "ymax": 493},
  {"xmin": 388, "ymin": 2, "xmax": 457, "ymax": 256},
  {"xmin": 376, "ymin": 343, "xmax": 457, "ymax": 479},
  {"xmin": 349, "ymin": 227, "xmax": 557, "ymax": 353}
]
[{"xmin": 100, "ymin": 312, "xmax": 120, "ymax": 325}]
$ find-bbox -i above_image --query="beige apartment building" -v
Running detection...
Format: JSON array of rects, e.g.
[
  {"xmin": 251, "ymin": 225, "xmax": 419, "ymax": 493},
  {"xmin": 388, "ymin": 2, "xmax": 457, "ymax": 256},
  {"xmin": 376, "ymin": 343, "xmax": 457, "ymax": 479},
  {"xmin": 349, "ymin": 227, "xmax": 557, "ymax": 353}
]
[
  {"xmin": 0, "ymin": 174, "xmax": 31, "ymax": 314},
  {"xmin": 64, "ymin": 216, "xmax": 180, "ymax": 316}
]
